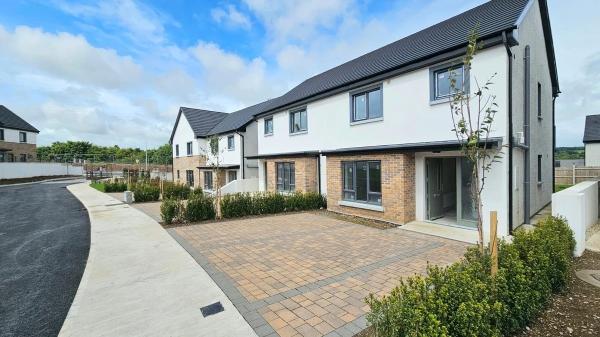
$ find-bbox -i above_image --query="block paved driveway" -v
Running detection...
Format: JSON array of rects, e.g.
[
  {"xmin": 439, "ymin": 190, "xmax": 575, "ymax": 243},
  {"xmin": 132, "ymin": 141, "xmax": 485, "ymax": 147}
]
[{"xmin": 170, "ymin": 212, "xmax": 467, "ymax": 337}]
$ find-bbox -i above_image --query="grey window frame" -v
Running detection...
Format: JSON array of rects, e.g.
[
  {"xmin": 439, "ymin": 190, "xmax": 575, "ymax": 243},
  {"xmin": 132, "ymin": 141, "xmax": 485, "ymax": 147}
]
[
  {"xmin": 264, "ymin": 117, "xmax": 273, "ymax": 135},
  {"xmin": 429, "ymin": 61, "xmax": 469, "ymax": 102},
  {"xmin": 228, "ymin": 170, "xmax": 237, "ymax": 182},
  {"xmin": 276, "ymin": 162, "xmax": 295, "ymax": 192},
  {"xmin": 227, "ymin": 135, "xmax": 235, "ymax": 151},
  {"xmin": 177, "ymin": 170, "xmax": 180, "ymax": 179},
  {"xmin": 342, "ymin": 160, "xmax": 382, "ymax": 205},
  {"xmin": 537, "ymin": 82, "xmax": 542, "ymax": 119},
  {"xmin": 0, "ymin": 129, "xmax": 4, "ymax": 141},
  {"xmin": 537, "ymin": 155, "xmax": 542, "ymax": 183},
  {"xmin": 204, "ymin": 171, "xmax": 213, "ymax": 190},
  {"xmin": 289, "ymin": 108, "xmax": 307, "ymax": 134},
  {"xmin": 19, "ymin": 154, "xmax": 27, "ymax": 162},
  {"xmin": 186, "ymin": 142, "xmax": 193, "ymax": 156},
  {"xmin": 350, "ymin": 84, "xmax": 383, "ymax": 123},
  {"xmin": 175, "ymin": 144, "xmax": 179, "ymax": 157},
  {"xmin": 19, "ymin": 131, "xmax": 27, "ymax": 143},
  {"xmin": 185, "ymin": 169, "xmax": 194, "ymax": 187}
]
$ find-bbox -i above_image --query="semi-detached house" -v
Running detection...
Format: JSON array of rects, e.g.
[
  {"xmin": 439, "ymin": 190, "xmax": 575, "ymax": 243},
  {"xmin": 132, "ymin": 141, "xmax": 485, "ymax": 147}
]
[{"xmin": 170, "ymin": 0, "xmax": 559, "ymax": 239}]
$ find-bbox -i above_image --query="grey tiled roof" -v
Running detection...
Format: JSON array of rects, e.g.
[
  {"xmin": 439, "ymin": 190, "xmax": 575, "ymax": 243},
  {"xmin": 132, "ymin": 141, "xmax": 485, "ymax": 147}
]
[
  {"xmin": 255, "ymin": 0, "xmax": 531, "ymax": 116},
  {"xmin": 207, "ymin": 99, "xmax": 277, "ymax": 135},
  {"xmin": 169, "ymin": 107, "xmax": 227, "ymax": 143},
  {"xmin": 0, "ymin": 105, "xmax": 39, "ymax": 133},
  {"xmin": 583, "ymin": 115, "xmax": 600, "ymax": 143}
]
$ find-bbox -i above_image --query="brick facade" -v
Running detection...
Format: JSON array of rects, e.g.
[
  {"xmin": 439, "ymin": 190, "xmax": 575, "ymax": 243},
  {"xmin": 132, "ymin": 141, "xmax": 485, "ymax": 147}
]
[
  {"xmin": 326, "ymin": 152, "xmax": 415, "ymax": 224},
  {"xmin": 173, "ymin": 155, "xmax": 205, "ymax": 187},
  {"xmin": 0, "ymin": 141, "xmax": 36, "ymax": 162},
  {"xmin": 265, "ymin": 156, "xmax": 318, "ymax": 193},
  {"xmin": 198, "ymin": 168, "xmax": 227, "ymax": 191}
]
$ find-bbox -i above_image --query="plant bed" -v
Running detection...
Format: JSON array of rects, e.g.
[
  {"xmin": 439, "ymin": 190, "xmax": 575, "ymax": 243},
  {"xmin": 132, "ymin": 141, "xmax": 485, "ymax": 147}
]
[{"xmin": 313, "ymin": 209, "xmax": 399, "ymax": 230}]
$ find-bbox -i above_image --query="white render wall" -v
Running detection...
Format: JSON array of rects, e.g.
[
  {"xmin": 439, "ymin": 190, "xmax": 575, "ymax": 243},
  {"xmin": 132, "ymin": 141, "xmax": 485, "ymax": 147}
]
[
  {"xmin": 0, "ymin": 162, "xmax": 83, "ymax": 179},
  {"xmin": 0, "ymin": 128, "xmax": 37, "ymax": 144},
  {"xmin": 585, "ymin": 143, "xmax": 600, "ymax": 167},
  {"xmin": 206, "ymin": 133, "xmax": 241, "ymax": 166},
  {"xmin": 257, "ymin": 46, "xmax": 508, "ymax": 154},
  {"xmin": 171, "ymin": 116, "xmax": 205, "ymax": 159}
]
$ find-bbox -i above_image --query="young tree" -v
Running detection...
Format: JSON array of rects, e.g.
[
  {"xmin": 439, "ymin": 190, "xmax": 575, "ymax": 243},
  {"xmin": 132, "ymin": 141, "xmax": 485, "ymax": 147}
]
[
  {"xmin": 449, "ymin": 30, "xmax": 503, "ymax": 252},
  {"xmin": 207, "ymin": 135, "xmax": 224, "ymax": 219}
]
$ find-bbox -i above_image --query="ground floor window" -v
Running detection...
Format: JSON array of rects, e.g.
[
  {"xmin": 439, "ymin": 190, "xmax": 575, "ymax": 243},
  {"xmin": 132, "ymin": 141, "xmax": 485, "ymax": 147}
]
[
  {"xmin": 204, "ymin": 171, "xmax": 213, "ymax": 190},
  {"xmin": 276, "ymin": 162, "xmax": 295, "ymax": 192},
  {"xmin": 177, "ymin": 170, "xmax": 180, "ymax": 179},
  {"xmin": 227, "ymin": 170, "xmax": 237, "ymax": 182},
  {"xmin": 342, "ymin": 161, "xmax": 381, "ymax": 204},
  {"xmin": 186, "ymin": 170, "xmax": 194, "ymax": 187},
  {"xmin": 0, "ymin": 152, "xmax": 5, "ymax": 162}
]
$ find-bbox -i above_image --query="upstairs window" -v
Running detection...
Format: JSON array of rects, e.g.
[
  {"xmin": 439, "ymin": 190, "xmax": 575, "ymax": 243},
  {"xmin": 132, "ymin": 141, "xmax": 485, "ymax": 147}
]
[
  {"xmin": 186, "ymin": 142, "xmax": 192, "ymax": 156},
  {"xmin": 264, "ymin": 117, "xmax": 273, "ymax": 135},
  {"xmin": 537, "ymin": 82, "xmax": 542, "ymax": 118},
  {"xmin": 351, "ymin": 86, "xmax": 382, "ymax": 122},
  {"xmin": 342, "ymin": 161, "xmax": 382, "ymax": 204},
  {"xmin": 227, "ymin": 135, "xmax": 235, "ymax": 150},
  {"xmin": 276, "ymin": 162, "xmax": 295, "ymax": 192},
  {"xmin": 289, "ymin": 109, "xmax": 307, "ymax": 134},
  {"xmin": 0, "ymin": 129, "xmax": 4, "ymax": 141},
  {"xmin": 431, "ymin": 64, "xmax": 466, "ymax": 101},
  {"xmin": 175, "ymin": 144, "xmax": 179, "ymax": 157},
  {"xmin": 19, "ymin": 132, "xmax": 27, "ymax": 143}
]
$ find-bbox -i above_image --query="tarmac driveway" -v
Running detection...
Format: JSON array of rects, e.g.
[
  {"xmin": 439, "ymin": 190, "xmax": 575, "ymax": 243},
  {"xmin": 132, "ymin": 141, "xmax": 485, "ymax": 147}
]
[{"xmin": 170, "ymin": 212, "xmax": 467, "ymax": 337}]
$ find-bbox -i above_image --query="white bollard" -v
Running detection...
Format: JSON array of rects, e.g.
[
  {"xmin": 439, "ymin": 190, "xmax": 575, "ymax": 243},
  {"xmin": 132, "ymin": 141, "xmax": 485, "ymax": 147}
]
[{"xmin": 124, "ymin": 191, "xmax": 134, "ymax": 204}]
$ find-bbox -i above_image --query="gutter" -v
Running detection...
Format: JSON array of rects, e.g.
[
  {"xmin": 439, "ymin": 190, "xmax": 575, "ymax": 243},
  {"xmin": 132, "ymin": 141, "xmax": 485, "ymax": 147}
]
[
  {"xmin": 552, "ymin": 96, "xmax": 556, "ymax": 191},
  {"xmin": 503, "ymin": 31, "xmax": 514, "ymax": 234}
]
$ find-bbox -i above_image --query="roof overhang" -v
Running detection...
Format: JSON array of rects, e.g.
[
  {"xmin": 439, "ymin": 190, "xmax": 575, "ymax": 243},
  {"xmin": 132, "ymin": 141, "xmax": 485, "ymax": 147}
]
[
  {"xmin": 320, "ymin": 138, "xmax": 504, "ymax": 155},
  {"xmin": 197, "ymin": 164, "xmax": 240, "ymax": 170},
  {"xmin": 245, "ymin": 151, "xmax": 320, "ymax": 160}
]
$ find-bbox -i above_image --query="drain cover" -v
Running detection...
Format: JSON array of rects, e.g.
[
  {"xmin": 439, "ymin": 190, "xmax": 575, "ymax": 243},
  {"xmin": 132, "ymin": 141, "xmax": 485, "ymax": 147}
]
[
  {"xmin": 576, "ymin": 270, "xmax": 600, "ymax": 288},
  {"xmin": 200, "ymin": 302, "xmax": 224, "ymax": 317}
]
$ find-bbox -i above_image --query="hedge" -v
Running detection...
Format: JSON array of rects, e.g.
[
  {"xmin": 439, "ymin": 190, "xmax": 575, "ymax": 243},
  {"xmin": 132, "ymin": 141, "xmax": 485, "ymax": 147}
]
[
  {"xmin": 162, "ymin": 182, "xmax": 191, "ymax": 199},
  {"xmin": 366, "ymin": 216, "xmax": 575, "ymax": 337},
  {"xmin": 220, "ymin": 192, "xmax": 326, "ymax": 218},
  {"xmin": 161, "ymin": 194, "xmax": 215, "ymax": 224},
  {"xmin": 132, "ymin": 183, "xmax": 160, "ymax": 202},
  {"xmin": 90, "ymin": 181, "xmax": 127, "ymax": 193}
]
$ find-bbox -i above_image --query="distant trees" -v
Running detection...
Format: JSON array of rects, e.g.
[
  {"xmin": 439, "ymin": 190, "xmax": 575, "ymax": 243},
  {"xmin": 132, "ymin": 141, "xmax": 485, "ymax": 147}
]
[{"xmin": 36, "ymin": 141, "xmax": 172, "ymax": 164}]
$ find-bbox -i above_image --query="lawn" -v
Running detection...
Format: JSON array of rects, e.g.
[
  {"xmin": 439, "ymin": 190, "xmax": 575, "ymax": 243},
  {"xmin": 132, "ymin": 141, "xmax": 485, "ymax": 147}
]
[{"xmin": 89, "ymin": 182, "xmax": 106, "ymax": 192}]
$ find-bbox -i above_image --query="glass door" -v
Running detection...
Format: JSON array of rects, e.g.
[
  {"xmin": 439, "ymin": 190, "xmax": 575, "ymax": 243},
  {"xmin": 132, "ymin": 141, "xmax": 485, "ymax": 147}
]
[{"xmin": 457, "ymin": 158, "xmax": 478, "ymax": 228}]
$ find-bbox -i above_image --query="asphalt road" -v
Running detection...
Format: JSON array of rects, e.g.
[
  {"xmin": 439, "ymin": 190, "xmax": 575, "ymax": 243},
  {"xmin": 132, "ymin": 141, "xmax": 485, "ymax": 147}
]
[{"xmin": 0, "ymin": 181, "xmax": 90, "ymax": 337}]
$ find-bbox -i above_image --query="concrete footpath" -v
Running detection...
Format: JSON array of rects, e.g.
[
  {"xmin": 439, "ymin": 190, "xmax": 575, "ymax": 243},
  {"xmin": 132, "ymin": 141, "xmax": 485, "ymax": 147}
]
[{"xmin": 59, "ymin": 183, "xmax": 257, "ymax": 337}]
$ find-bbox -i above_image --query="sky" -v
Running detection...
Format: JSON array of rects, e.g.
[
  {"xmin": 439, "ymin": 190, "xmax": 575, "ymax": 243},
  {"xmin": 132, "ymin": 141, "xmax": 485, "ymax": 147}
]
[{"xmin": 0, "ymin": 0, "xmax": 597, "ymax": 148}]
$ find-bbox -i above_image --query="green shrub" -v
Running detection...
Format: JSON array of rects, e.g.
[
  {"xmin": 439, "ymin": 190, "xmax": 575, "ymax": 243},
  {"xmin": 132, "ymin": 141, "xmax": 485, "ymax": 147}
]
[
  {"xmin": 104, "ymin": 181, "xmax": 128, "ymax": 192},
  {"xmin": 160, "ymin": 198, "xmax": 183, "ymax": 225},
  {"xmin": 366, "ymin": 216, "xmax": 575, "ymax": 337},
  {"xmin": 162, "ymin": 182, "xmax": 191, "ymax": 199},
  {"xmin": 132, "ymin": 184, "xmax": 160, "ymax": 202},
  {"xmin": 220, "ymin": 191, "xmax": 326, "ymax": 218},
  {"xmin": 189, "ymin": 187, "xmax": 204, "ymax": 198},
  {"xmin": 184, "ymin": 194, "xmax": 215, "ymax": 222}
]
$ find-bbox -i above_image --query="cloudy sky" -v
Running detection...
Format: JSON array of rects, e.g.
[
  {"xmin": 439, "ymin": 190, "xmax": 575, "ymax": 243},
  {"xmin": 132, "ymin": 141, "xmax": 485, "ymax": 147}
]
[{"xmin": 0, "ymin": 0, "xmax": 596, "ymax": 147}]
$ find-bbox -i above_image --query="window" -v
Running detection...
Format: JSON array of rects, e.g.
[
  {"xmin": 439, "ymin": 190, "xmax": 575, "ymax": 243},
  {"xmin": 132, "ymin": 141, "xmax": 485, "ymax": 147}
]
[
  {"xmin": 264, "ymin": 117, "xmax": 273, "ymax": 135},
  {"xmin": 289, "ymin": 109, "xmax": 307, "ymax": 133},
  {"xmin": 276, "ymin": 162, "xmax": 295, "ymax": 192},
  {"xmin": 342, "ymin": 161, "xmax": 382, "ymax": 204},
  {"xmin": 351, "ymin": 87, "xmax": 382, "ymax": 122},
  {"xmin": 177, "ymin": 170, "xmax": 180, "ymax": 179},
  {"xmin": 431, "ymin": 64, "xmax": 466, "ymax": 101},
  {"xmin": 19, "ymin": 132, "xmax": 27, "ymax": 143},
  {"xmin": 19, "ymin": 154, "xmax": 27, "ymax": 162},
  {"xmin": 0, "ymin": 129, "xmax": 4, "ymax": 140},
  {"xmin": 186, "ymin": 170, "xmax": 194, "ymax": 187},
  {"xmin": 186, "ymin": 142, "xmax": 192, "ymax": 156},
  {"xmin": 175, "ymin": 144, "xmax": 179, "ymax": 157},
  {"xmin": 537, "ymin": 82, "xmax": 542, "ymax": 118},
  {"xmin": 0, "ymin": 152, "xmax": 5, "ymax": 162},
  {"xmin": 228, "ymin": 170, "xmax": 237, "ymax": 182},
  {"xmin": 537, "ymin": 155, "xmax": 542, "ymax": 183},
  {"xmin": 227, "ymin": 135, "xmax": 235, "ymax": 150},
  {"xmin": 204, "ymin": 171, "xmax": 213, "ymax": 190}
]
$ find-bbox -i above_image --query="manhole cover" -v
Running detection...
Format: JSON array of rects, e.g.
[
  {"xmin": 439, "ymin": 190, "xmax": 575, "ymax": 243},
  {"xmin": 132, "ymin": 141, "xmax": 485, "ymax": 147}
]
[
  {"xmin": 200, "ymin": 301, "xmax": 224, "ymax": 317},
  {"xmin": 576, "ymin": 270, "xmax": 600, "ymax": 288}
]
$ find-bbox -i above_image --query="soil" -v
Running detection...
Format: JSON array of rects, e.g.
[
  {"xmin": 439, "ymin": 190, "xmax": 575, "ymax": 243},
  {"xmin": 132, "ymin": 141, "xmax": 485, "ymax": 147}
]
[
  {"xmin": 0, "ymin": 175, "xmax": 79, "ymax": 185},
  {"xmin": 517, "ymin": 250, "xmax": 600, "ymax": 337},
  {"xmin": 354, "ymin": 251, "xmax": 600, "ymax": 337},
  {"xmin": 314, "ymin": 210, "xmax": 398, "ymax": 229}
]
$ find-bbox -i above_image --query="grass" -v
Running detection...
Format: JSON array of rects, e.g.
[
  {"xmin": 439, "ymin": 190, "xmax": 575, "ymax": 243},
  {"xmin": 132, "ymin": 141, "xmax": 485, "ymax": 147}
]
[
  {"xmin": 89, "ymin": 182, "xmax": 106, "ymax": 192},
  {"xmin": 555, "ymin": 184, "xmax": 572, "ymax": 192}
]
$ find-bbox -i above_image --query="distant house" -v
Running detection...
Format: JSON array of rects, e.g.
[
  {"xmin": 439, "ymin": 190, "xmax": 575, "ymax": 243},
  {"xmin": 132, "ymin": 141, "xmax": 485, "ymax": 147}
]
[
  {"xmin": 583, "ymin": 114, "xmax": 600, "ymax": 166},
  {"xmin": 0, "ymin": 105, "xmax": 39, "ymax": 162}
]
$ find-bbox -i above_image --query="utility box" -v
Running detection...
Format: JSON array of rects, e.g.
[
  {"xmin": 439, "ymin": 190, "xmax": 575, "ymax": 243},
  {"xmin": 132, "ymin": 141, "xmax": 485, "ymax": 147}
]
[{"xmin": 124, "ymin": 191, "xmax": 134, "ymax": 204}]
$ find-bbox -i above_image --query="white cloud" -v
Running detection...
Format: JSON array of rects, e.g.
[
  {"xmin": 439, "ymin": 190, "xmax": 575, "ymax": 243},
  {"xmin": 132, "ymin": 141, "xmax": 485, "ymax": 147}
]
[{"xmin": 211, "ymin": 4, "xmax": 252, "ymax": 30}]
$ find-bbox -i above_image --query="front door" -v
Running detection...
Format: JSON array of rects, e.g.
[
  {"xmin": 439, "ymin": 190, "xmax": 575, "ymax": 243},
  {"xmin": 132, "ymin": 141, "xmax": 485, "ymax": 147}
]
[{"xmin": 426, "ymin": 158, "xmax": 444, "ymax": 220}]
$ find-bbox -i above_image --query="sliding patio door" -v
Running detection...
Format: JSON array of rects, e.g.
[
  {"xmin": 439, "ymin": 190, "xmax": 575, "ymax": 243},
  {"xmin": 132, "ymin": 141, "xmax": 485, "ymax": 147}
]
[{"xmin": 457, "ymin": 158, "xmax": 478, "ymax": 228}]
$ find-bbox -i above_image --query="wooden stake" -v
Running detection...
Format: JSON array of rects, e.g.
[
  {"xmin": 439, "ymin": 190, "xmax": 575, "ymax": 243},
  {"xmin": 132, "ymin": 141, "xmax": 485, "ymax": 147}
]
[{"xmin": 490, "ymin": 210, "xmax": 498, "ymax": 276}]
